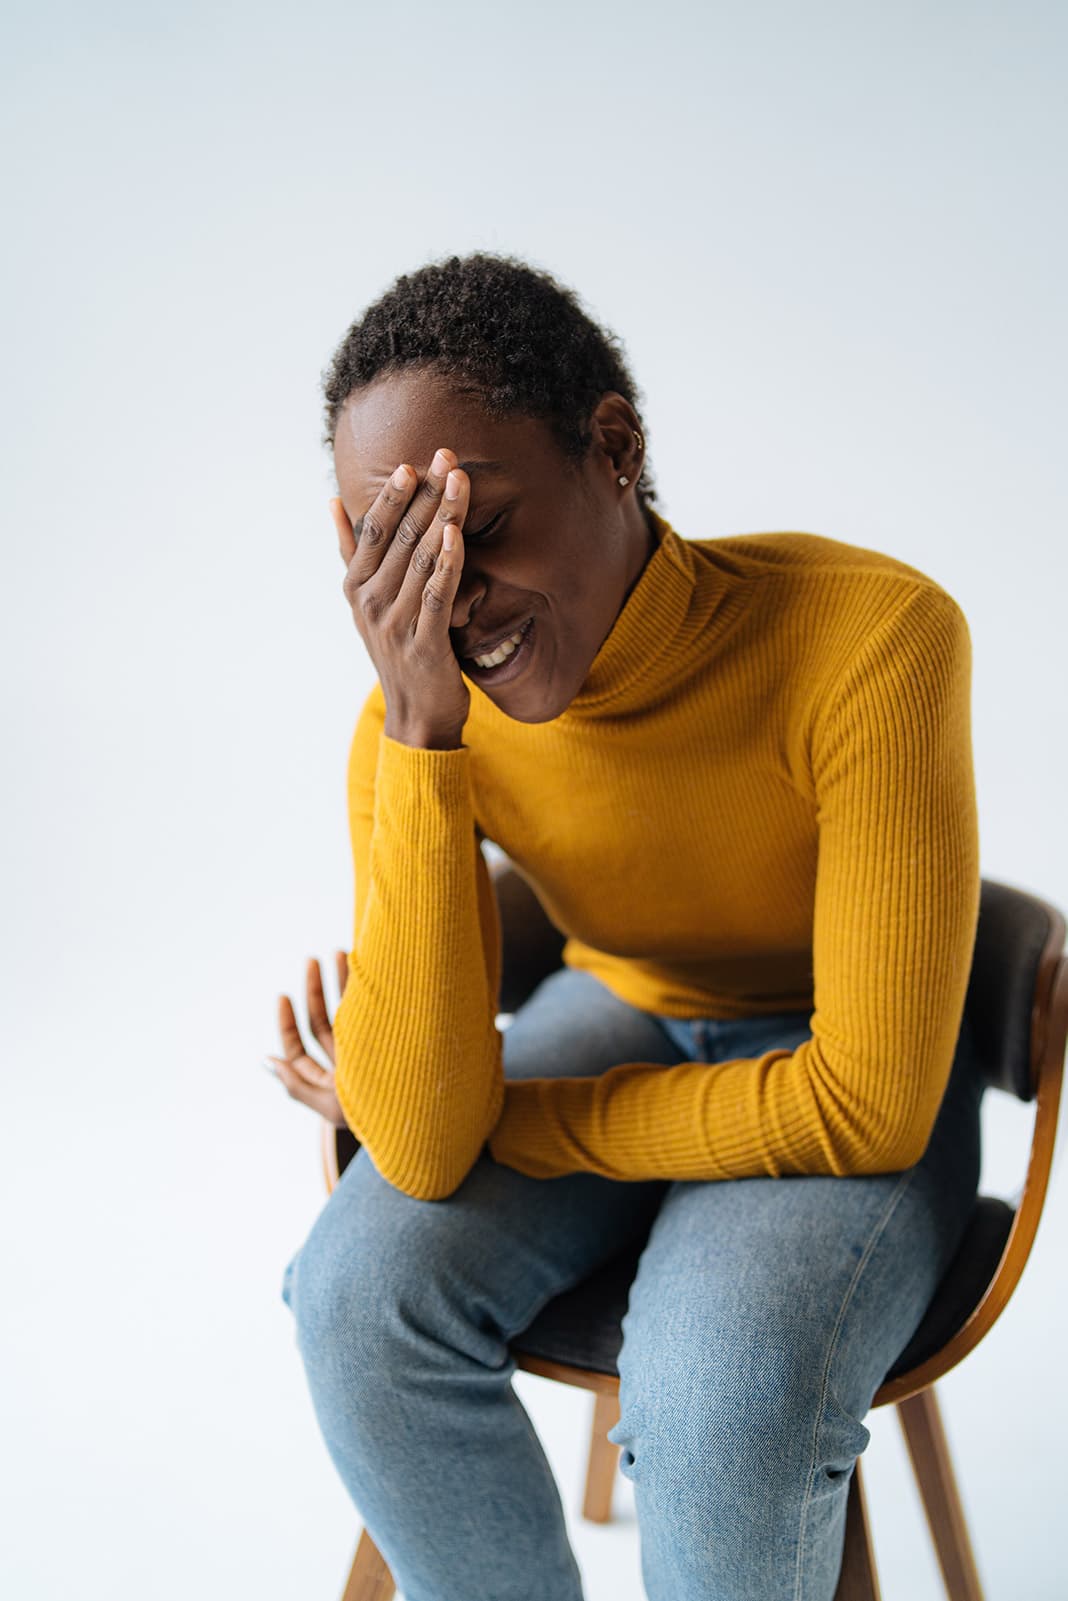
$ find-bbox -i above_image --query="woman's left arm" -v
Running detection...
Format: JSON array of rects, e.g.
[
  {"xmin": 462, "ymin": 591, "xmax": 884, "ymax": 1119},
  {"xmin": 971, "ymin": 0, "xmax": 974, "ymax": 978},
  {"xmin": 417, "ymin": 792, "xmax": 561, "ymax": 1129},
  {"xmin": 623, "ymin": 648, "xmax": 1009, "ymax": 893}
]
[{"xmin": 488, "ymin": 586, "xmax": 981, "ymax": 1182}]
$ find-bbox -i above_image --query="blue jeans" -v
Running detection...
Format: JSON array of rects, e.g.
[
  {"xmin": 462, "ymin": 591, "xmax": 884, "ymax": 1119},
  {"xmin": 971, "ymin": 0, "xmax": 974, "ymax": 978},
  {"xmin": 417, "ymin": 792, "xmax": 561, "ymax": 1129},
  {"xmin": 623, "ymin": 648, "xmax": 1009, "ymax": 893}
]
[{"xmin": 281, "ymin": 965, "xmax": 983, "ymax": 1601}]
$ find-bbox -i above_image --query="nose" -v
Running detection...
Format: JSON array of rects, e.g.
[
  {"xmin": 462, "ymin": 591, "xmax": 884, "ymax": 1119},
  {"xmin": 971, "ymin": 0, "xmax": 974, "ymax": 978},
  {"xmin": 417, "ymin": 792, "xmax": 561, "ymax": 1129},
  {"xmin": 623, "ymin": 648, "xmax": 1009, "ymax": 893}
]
[{"xmin": 449, "ymin": 567, "xmax": 486, "ymax": 632}]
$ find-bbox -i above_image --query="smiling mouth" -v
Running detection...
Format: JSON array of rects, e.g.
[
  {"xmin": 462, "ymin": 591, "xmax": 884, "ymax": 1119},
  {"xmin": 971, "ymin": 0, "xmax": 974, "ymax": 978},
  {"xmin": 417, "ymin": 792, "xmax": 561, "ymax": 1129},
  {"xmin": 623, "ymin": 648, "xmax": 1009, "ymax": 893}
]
[{"xmin": 457, "ymin": 616, "xmax": 537, "ymax": 684}]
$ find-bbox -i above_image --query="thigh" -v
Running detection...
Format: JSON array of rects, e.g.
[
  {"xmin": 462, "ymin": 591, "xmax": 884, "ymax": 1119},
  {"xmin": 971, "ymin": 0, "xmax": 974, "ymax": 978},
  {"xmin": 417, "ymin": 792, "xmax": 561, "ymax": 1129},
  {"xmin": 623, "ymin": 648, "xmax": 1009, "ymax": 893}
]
[
  {"xmin": 283, "ymin": 965, "xmax": 687, "ymax": 1357},
  {"xmin": 502, "ymin": 962, "xmax": 686, "ymax": 1083},
  {"xmin": 610, "ymin": 1006, "xmax": 984, "ymax": 1475}
]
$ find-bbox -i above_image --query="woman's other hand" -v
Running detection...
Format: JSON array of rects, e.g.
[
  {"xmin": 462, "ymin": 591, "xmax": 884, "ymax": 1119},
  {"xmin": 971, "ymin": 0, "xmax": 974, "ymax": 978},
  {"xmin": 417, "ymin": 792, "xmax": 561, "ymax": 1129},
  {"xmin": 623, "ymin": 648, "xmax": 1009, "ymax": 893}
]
[
  {"xmin": 263, "ymin": 951, "xmax": 349, "ymax": 1128},
  {"xmin": 332, "ymin": 448, "xmax": 471, "ymax": 750}
]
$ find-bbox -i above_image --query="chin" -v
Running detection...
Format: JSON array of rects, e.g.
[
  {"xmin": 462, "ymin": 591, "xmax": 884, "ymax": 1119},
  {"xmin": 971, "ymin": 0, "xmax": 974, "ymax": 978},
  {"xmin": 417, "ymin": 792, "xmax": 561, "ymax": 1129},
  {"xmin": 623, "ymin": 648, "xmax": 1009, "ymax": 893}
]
[
  {"xmin": 486, "ymin": 690, "xmax": 563, "ymax": 724},
  {"xmin": 490, "ymin": 672, "xmax": 581, "ymax": 725}
]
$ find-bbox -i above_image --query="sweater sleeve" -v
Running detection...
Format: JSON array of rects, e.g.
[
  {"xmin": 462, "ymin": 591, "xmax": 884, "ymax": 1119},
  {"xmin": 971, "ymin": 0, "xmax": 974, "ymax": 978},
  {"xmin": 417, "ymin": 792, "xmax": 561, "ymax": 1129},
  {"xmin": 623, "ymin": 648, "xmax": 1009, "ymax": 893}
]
[
  {"xmin": 331, "ymin": 683, "xmax": 505, "ymax": 1200},
  {"xmin": 486, "ymin": 587, "xmax": 981, "ymax": 1182}
]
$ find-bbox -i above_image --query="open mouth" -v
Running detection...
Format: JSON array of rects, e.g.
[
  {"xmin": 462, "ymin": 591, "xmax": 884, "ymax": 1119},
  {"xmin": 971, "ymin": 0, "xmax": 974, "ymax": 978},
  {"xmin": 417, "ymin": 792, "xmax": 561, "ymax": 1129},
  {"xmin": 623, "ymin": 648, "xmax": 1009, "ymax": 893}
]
[{"xmin": 458, "ymin": 616, "xmax": 536, "ymax": 686}]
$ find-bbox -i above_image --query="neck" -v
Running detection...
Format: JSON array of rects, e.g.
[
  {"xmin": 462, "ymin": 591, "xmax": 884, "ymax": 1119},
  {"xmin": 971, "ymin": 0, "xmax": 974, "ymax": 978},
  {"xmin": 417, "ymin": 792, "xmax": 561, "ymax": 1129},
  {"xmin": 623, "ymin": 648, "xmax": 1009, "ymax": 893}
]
[{"xmin": 621, "ymin": 500, "xmax": 659, "ymax": 604}]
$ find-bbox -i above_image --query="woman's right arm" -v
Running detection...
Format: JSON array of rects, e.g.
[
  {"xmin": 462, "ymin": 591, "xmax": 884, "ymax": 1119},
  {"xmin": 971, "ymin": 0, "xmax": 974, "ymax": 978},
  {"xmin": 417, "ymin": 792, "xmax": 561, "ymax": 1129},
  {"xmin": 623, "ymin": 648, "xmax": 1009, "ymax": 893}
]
[
  {"xmin": 326, "ymin": 447, "xmax": 571, "ymax": 1198},
  {"xmin": 331, "ymin": 682, "xmax": 507, "ymax": 1201}
]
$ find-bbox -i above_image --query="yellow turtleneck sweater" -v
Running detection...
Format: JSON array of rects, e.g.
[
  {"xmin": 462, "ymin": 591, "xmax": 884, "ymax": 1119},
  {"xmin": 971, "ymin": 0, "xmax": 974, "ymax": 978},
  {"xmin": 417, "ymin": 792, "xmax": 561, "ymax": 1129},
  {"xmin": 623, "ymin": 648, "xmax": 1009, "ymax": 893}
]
[{"xmin": 331, "ymin": 510, "xmax": 980, "ymax": 1202}]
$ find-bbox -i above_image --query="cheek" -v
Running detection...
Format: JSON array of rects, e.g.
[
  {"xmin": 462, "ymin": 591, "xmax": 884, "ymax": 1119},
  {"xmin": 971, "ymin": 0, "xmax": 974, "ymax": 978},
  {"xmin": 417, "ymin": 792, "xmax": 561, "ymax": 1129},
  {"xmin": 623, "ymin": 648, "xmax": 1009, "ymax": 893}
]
[{"xmin": 484, "ymin": 512, "xmax": 584, "ymax": 611}]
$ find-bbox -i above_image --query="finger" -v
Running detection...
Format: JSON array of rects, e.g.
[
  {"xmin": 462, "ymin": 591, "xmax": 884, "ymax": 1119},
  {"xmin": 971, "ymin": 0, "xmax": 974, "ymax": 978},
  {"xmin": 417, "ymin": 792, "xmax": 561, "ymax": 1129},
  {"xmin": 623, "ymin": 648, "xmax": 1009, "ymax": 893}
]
[
  {"xmin": 283, "ymin": 1052, "xmax": 334, "ymax": 1089},
  {"xmin": 306, "ymin": 956, "xmax": 336, "ymax": 1065},
  {"xmin": 413, "ymin": 473, "xmax": 467, "ymax": 644},
  {"xmin": 348, "ymin": 448, "xmax": 456, "ymax": 601},
  {"xmin": 276, "ymin": 994, "xmax": 330, "ymax": 1082},
  {"xmin": 332, "ymin": 459, "xmax": 416, "ymax": 577},
  {"xmin": 270, "ymin": 1031, "xmax": 333, "ymax": 1093},
  {"xmin": 277, "ymin": 992, "xmax": 307, "ymax": 1059},
  {"xmin": 268, "ymin": 1055, "xmax": 335, "ymax": 1117},
  {"xmin": 330, "ymin": 497, "xmax": 357, "ymax": 566},
  {"xmin": 393, "ymin": 465, "xmax": 468, "ymax": 621},
  {"xmin": 335, "ymin": 949, "xmax": 349, "ymax": 995}
]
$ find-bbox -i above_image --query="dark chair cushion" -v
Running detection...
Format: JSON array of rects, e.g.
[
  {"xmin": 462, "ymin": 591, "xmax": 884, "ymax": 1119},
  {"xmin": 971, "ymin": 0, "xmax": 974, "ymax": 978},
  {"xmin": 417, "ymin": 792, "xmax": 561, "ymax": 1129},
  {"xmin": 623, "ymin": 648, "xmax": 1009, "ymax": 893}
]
[
  {"xmin": 510, "ymin": 1242, "xmax": 643, "ymax": 1378},
  {"xmin": 884, "ymin": 1195, "xmax": 1014, "ymax": 1379},
  {"xmin": 510, "ymin": 1195, "xmax": 1016, "ymax": 1387}
]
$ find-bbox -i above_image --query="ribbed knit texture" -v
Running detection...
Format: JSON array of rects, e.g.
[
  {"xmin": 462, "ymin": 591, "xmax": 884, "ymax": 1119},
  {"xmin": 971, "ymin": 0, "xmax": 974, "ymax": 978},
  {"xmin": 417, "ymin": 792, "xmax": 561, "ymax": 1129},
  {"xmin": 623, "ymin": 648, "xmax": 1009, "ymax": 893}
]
[{"xmin": 332, "ymin": 510, "xmax": 980, "ymax": 1200}]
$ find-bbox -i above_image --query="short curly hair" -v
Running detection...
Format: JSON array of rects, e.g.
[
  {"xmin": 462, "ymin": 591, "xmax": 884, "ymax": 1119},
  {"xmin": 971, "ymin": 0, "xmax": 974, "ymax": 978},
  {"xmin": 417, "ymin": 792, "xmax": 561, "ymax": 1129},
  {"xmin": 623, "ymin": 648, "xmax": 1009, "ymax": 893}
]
[{"xmin": 321, "ymin": 250, "xmax": 657, "ymax": 511}]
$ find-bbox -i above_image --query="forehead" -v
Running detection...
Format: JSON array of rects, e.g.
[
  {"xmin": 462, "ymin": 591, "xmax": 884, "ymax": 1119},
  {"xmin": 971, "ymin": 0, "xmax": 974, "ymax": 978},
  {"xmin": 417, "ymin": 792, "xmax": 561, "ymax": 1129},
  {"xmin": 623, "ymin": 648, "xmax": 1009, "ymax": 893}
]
[{"xmin": 334, "ymin": 368, "xmax": 555, "ymax": 499}]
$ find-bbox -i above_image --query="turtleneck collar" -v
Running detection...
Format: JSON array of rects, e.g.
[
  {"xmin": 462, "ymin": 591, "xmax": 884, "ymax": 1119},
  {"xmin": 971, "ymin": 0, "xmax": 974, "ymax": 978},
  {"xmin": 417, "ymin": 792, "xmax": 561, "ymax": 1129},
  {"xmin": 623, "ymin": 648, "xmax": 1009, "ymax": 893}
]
[
  {"xmin": 466, "ymin": 507, "xmax": 749, "ymax": 729},
  {"xmin": 559, "ymin": 507, "xmax": 701, "ymax": 719}
]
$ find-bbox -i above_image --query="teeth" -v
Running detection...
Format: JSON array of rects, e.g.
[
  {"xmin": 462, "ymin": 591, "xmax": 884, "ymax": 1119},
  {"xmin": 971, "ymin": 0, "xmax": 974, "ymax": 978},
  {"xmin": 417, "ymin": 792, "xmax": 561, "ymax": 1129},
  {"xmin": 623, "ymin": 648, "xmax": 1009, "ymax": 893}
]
[{"xmin": 471, "ymin": 626, "xmax": 526, "ymax": 669}]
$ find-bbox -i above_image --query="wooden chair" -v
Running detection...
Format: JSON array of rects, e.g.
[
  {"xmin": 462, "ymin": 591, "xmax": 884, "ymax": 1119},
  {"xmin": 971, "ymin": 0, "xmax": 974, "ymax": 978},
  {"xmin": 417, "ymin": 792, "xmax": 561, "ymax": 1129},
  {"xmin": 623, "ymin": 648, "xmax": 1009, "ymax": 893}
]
[{"xmin": 320, "ymin": 873, "xmax": 1067, "ymax": 1601}]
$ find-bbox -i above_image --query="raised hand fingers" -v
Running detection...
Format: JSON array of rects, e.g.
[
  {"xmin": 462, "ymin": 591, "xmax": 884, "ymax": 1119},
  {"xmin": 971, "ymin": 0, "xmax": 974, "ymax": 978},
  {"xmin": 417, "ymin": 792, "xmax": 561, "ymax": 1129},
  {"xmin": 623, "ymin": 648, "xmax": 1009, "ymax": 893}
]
[
  {"xmin": 276, "ymin": 991, "xmax": 306, "ymax": 1057},
  {"xmin": 275, "ymin": 993, "xmax": 329, "ymax": 1086},
  {"xmin": 305, "ymin": 956, "xmax": 337, "ymax": 1066},
  {"xmin": 387, "ymin": 450, "xmax": 456, "ymax": 578},
  {"xmin": 334, "ymin": 949, "xmax": 349, "ymax": 995},
  {"xmin": 329, "ymin": 466, "xmax": 415, "ymax": 574},
  {"xmin": 344, "ymin": 448, "xmax": 455, "ymax": 595},
  {"xmin": 393, "ymin": 465, "xmax": 468, "ymax": 636},
  {"xmin": 336, "ymin": 446, "xmax": 473, "ymax": 743}
]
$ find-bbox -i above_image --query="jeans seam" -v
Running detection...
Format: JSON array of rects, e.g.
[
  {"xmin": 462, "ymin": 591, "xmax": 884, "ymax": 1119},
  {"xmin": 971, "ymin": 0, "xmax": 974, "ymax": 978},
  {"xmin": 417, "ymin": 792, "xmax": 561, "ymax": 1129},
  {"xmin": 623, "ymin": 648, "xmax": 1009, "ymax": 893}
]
[{"xmin": 791, "ymin": 1165, "xmax": 917, "ymax": 1601}]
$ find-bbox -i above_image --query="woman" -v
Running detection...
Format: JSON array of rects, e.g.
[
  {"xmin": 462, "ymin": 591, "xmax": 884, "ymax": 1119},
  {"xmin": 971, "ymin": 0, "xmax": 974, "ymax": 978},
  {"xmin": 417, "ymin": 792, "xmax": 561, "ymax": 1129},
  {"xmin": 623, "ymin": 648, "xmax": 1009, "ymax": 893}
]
[{"xmin": 269, "ymin": 251, "xmax": 984, "ymax": 1601}]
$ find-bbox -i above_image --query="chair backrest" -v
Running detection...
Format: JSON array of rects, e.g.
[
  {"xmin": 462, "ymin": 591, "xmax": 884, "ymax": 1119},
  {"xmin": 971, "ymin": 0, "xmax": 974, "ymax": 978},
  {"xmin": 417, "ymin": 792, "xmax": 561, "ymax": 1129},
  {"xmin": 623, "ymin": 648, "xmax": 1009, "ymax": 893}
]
[
  {"xmin": 873, "ymin": 877, "xmax": 1066, "ymax": 1403},
  {"xmin": 963, "ymin": 878, "xmax": 1067, "ymax": 1101}
]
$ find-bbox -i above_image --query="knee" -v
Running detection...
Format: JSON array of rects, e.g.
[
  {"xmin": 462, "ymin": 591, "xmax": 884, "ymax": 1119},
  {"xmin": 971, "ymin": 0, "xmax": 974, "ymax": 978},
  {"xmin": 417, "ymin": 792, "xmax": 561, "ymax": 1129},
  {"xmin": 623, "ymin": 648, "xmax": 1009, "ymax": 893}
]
[
  {"xmin": 611, "ymin": 1344, "xmax": 869, "ymax": 1524},
  {"xmin": 283, "ymin": 1152, "xmax": 500, "ymax": 1409},
  {"xmin": 283, "ymin": 1162, "xmax": 425, "ymax": 1393}
]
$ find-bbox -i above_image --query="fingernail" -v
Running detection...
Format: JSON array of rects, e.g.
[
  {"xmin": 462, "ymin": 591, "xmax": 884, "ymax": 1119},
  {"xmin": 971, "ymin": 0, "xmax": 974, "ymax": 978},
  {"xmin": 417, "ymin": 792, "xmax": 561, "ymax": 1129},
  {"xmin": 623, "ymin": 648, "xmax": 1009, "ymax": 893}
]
[
  {"xmin": 445, "ymin": 470, "xmax": 461, "ymax": 500},
  {"xmin": 432, "ymin": 449, "xmax": 451, "ymax": 476},
  {"xmin": 391, "ymin": 465, "xmax": 410, "ymax": 488},
  {"xmin": 262, "ymin": 1057, "xmax": 280, "ymax": 1075}
]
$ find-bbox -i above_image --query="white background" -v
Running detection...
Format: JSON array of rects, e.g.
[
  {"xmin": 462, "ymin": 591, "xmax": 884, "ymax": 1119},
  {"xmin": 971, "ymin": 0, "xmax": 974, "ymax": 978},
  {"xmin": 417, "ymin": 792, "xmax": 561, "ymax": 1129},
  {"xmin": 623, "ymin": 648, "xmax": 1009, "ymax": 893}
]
[{"xmin": 3, "ymin": 2, "xmax": 1066, "ymax": 1597}]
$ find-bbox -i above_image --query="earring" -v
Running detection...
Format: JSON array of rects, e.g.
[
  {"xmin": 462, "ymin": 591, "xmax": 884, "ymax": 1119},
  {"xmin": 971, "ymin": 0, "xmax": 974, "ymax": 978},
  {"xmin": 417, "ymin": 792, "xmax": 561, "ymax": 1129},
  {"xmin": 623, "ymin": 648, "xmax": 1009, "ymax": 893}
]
[{"xmin": 619, "ymin": 428, "xmax": 642, "ymax": 486}]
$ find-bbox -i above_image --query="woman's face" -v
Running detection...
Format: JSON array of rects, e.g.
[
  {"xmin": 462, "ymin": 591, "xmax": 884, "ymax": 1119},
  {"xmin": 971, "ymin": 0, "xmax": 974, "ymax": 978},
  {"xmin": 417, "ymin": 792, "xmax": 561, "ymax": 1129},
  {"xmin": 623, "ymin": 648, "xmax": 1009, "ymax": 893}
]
[{"xmin": 333, "ymin": 366, "xmax": 654, "ymax": 723}]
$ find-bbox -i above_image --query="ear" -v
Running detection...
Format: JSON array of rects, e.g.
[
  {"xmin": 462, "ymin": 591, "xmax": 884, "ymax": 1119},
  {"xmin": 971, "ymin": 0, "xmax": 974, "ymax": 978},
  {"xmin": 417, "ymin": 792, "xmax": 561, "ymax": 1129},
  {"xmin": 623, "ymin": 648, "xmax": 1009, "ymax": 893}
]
[{"xmin": 588, "ymin": 392, "xmax": 645, "ymax": 491}]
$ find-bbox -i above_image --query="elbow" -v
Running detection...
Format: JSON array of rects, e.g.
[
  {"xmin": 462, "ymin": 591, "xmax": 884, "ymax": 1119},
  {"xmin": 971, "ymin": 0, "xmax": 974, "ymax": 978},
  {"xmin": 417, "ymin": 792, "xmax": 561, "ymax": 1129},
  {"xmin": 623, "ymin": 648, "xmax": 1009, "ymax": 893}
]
[
  {"xmin": 340, "ymin": 1095, "xmax": 494, "ymax": 1201},
  {"xmin": 806, "ymin": 1040, "xmax": 948, "ymax": 1177},
  {"xmin": 338, "ymin": 1115, "xmax": 483, "ymax": 1201},
  {"xmin": 846, "ymin": 1114, "xmax": 935, "ymax": 1177},
  {"xmin": 807, "ymin": 1099, "xmax": 937, "ymax": 1179},
  {"xmin": 882, "ymin": 1119, "xmax": 936, "ymax": 1174},
  {"xmin": 375, "ymin": 1147, "xmax": 484, "ymax": 1202},
  {"xmin": 332, "ymin": 1023, "xmax": 505, "ymax": 1202}
]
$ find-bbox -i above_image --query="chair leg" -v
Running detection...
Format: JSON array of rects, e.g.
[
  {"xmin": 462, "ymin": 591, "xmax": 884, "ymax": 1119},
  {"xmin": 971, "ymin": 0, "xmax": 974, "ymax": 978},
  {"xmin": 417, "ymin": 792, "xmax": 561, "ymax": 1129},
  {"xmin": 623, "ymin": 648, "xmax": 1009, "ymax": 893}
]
[
  {"xmin": 833, "ymin": 1458, "xmax": 882, "ymax": 1601},
  {"xmin": 340, "ymin": 1526, "xmax": 396, "ymax": 1601},
  {"xmin": 897, "ymin": 1387, "xmax": 985, "ymax": 1601},
  {"xmin": 582, "ymin": 1390, "xmax": 622, "ymax": 1524}
]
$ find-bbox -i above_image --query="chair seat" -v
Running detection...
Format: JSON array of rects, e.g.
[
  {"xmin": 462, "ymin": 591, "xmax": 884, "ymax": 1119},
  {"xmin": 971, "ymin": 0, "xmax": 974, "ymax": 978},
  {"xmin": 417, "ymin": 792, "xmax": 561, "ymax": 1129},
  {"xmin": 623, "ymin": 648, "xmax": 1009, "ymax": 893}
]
[
  {"xmin": 510, "ymin": 1194, "xmax": 1015, "ymax": 1384},
  {"xmin": 886, "ymin": 1195, "xmax": 1013, "ymax": 1379}
]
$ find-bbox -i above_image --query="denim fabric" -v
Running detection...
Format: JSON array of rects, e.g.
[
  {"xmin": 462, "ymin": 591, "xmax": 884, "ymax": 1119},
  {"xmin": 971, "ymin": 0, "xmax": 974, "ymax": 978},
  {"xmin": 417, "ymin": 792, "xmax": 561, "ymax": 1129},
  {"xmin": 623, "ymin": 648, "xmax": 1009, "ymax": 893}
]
[{"xmin": 281, "ymin": 965, "xmax": 982, "ymax": 1601}]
